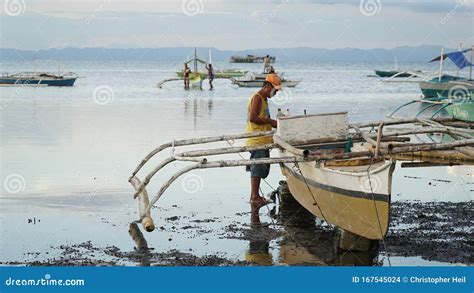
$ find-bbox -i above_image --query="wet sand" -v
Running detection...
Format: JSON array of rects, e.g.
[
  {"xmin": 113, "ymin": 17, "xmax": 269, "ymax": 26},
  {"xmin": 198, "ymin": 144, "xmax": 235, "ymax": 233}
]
[{"xmin": 2, "ymin": 200, "xmax": 471, "ymax": 266}]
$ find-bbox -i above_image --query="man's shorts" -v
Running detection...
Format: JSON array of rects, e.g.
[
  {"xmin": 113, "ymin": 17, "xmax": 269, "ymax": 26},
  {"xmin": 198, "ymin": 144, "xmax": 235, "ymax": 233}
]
[{"xmin": 249, "ymin": 149, "xmax": 270, "ymax": 179}]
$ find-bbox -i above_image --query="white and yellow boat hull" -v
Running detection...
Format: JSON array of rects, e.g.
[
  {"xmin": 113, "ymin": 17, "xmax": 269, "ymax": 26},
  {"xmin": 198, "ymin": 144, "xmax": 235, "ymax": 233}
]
[{"xmin": 279, "ymin": 150, "xmax": 395, "ymax": 240}]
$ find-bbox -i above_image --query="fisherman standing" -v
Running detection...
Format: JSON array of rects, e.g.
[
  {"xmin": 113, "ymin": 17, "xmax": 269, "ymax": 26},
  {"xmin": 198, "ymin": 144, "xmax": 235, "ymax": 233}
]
[
  {"xmin": 245, "ymin": 74, "xmax": 281, "ymax": 206},
  {"xmin": 206, "ymin": 63, "xmax": 214, "ymax": 90},
  {"xmin": 183, "ymin": 63, "xmax": 191, "ymax": 89},
  {"xmin": 263, "ymin": 55, "xmax": 271, "ymax": 73}
]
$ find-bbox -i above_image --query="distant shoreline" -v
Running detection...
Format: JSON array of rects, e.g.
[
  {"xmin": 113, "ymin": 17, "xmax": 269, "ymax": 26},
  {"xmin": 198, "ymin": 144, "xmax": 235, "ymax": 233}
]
[{"xmin": 0, "ymin": 45, "xmax": 456, "ymax": 62}]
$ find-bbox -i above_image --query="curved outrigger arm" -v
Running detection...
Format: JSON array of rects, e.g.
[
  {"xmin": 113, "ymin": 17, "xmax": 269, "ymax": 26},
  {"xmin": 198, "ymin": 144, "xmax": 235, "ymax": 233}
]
[
  {"xmin": 129, "ymin": 130, "xmax": 275, "ymax": 180},
  {"xmin": 388, "ymin": 97, "xmax": 446, "ymax": 118},
  {"xmin": 132, "ymin": 143, "xmax": 277, "ymax": 199},
  {"xmin": 141, "ymin": 151, "xmax": 375, "ymax": 220},
  {"xmin": 130, "ymin": 123, "xmax": 474, "ymax": 233},
  {"xmin": 136, "ymin": 136, "xmax": 474, "ymax": 227}
]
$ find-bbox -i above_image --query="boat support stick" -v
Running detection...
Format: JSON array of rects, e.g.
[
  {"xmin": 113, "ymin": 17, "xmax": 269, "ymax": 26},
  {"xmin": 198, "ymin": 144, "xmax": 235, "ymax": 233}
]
[
  {"xmin": 132, "ymin": 143, "xmax": 276, "ymax": 198},
  {"xmin": 129, "ymin": 130, "xmax": 275, "ymax": 180},
  {"xmin": 140, "ymin": 152, "xmax": 375, "ymax": 227}
]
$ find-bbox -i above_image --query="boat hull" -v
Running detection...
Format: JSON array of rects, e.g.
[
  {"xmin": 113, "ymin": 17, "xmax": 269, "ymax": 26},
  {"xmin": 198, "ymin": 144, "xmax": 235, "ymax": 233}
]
[
  {"xmin": 0, "ymin": 78, "xmax": 77, "ymax": 86},
  {"xmin": 446, "ymin": 102, "xmax": 474, "ymax": 122},
  {"xmin": 176, "ymin": 70, "xmax": 247, "ymax": 79},
  {"xmin": 233, "ymin": 80, "xmax": 300, "ymax": 88},
  {"xmin": 190, "ymin": 75, "xmax": 204, "ymax": 88},
  {"xmin": 374, "ymin": 70, "xmax": 417, "ymax": 78},
  {"xmin": 279, "ymin": 153, "xmax": 395, "ymax": 240},
  {"xmin": 419, "ymin": 76, "xmax": 474, "ymax": 98}
]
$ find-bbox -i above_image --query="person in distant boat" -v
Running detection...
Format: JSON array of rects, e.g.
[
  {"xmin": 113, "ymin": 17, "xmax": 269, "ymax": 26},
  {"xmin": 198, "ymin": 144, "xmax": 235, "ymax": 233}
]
[
  {"xmin": 206, "ymin": 63, "xmax": 214, "ymax": 90},
  {"xmin": 245, "ymin": 73, "xmax": 281, "ymax": 207},
  {"xmin": 268, "ymin": 66, "xmax": 275, "ymax": 74},
  {"xmin": 263, "ymin": 55, "xmax": 271, "ymax": 73},
  {"xmin": 183, "ymin": 63, "xmax": 191, "ymax": 89}
]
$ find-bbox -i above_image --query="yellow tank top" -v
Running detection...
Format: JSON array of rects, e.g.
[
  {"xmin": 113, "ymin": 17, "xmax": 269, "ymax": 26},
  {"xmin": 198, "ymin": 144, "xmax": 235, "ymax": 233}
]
[{"xmin": 245, "ymin": 93, "xmax": 273, "ymax": 146}]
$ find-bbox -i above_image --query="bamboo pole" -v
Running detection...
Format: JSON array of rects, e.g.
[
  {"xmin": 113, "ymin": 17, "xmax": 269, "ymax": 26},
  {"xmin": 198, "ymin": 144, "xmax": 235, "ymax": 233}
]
[
  {"xmin": 386, "ymin": 138, "xmax": 474, "ymax": 154},
  {"xmin": 419, "ymin": 119, "xmax": 474, "ymax": 135},
  {"xmin": 130, "ymin": 130, "xmax": 275, "ymax": 179},
  {"xmin": 273, "ymin": 134, "xmax": 309, "ymax": 156},
  {"xmin": 401, "ymin": 162, "xmax": 458, "ymax": 168},
  {"xmin": 439, "ymin": 47, "xmax": 444, "ymax": 81},
  {"xmin": 130, "ymin": 120, "xmax": 465, "ymax": 181},
  {"xmin": 351, "ymin": 125, "xmax": 377, "ymax": 148},
  {"xmin": 350, "ymin": 117, "xmax": 453, "ymax": 129},
  {"xmin": 129, "ymin": 176, "xmax": 155, "ymax": 232},
  {"xmin": 393, "ymin": 151, "xmax": 473, "ymax": 164},
  {"xmin": 132, "ymin": 143, "xmax": 276, "ymax": 198},
  {"xmin": 144, "ymin": 151, "xmax": 377, "ymax": 218},
  {"xmin": 375, "ymin": 122, "xmax": 384, "ymax": 159},
  {"xmin": 139, "ymin": 138, "xmax": 474, "ymax": 224}
]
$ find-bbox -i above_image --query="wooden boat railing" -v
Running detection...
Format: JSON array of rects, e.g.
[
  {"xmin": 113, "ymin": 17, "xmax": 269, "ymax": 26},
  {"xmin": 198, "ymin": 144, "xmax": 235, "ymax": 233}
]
[{"xmin": 129, "ymin": 117, "xmax": 474, "ymax": 233}]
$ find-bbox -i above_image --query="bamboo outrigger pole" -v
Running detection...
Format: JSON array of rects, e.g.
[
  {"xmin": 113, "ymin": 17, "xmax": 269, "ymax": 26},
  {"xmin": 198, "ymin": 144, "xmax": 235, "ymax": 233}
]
[
  {"xmin": 129, "ymin": 117, "xmax": 474, "ymax": 232},
  {"xmin": 130, "ymin": 130, "xmax": 275, "ymax": 180}
]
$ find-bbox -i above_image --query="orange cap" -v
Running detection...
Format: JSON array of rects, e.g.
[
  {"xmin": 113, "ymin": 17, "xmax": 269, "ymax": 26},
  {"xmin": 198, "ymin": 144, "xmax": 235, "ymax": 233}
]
[{"xmin": 265, "ymin": 74, "xmax": 282, "ymax": 90}]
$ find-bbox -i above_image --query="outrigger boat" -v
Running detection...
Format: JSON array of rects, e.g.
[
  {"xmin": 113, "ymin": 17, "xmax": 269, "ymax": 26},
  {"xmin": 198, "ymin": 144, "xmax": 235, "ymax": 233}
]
[
  {"xmin": 128, "ymin": 112, "xmax": 473, "ymax": 241},
  {"xmin": 375, "ymin": 57, "xmax": 421, "ymax": 78},
  {"xmin": 390, "ymin": 92, "xmax": 474, "ymax": 123},
  {"xmin": 232, "ymin": 72, "xmax": 301, "ymax": 88},
  {"xmin": 445, "ymin": 98, "xmax": 474, "ymax": 122},
  {"xmin": 374, "ymin": 70, "xmax": 419, "ymax": 78},
  {"xmin": 419, "ymin": 46, "xmax": 474, "ymax": 97},
  {"xmin": 0, "ymin": 71, "xmax": 78, "ymax": 86},
  {"xmin": 230, "ymin": 54, "xmax": 275, "ymax": 63},
  {"xmin": 158, "ymin": 49, "xmax": 247, "ymax": 89},
  {"xmin": 176, "ymin": 68, "xmax": 247, "ymax": 79}
]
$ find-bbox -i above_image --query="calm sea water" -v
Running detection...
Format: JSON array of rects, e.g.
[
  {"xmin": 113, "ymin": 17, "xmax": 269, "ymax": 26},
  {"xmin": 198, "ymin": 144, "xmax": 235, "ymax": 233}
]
[{"xmin": 0, "ymin": 60, "xmax": 472, "ymax": 265}]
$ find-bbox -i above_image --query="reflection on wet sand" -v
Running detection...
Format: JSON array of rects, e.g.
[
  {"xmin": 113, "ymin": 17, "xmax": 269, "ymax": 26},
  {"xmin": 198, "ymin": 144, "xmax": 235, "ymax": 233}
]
[
  {"xmin": 245, "ymin": 204, "xmax": 273, "ymax": 265},
  {"xmin": 128, "ymin": 223, "xmax": 152, "ymax": 267},
  {"xmin": 183, "ymin": 97, "xmax": 214, "ymax": 129},
  {"xmin": 245, "ymin": 184, "xmax": 379, "ymax": 266}
]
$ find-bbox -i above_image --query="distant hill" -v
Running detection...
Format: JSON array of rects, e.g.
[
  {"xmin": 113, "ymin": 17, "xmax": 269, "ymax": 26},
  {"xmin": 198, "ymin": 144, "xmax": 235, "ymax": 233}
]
[{"xmin": 0, "ymin": 45, "xmax": 455, "ymax": 62}]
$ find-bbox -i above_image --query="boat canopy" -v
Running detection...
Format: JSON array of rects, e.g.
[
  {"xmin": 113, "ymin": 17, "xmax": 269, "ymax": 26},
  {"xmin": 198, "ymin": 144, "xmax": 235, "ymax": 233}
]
[{"xmin": 429, "ymin": 48, "xmax": 473, "ymax": 69}]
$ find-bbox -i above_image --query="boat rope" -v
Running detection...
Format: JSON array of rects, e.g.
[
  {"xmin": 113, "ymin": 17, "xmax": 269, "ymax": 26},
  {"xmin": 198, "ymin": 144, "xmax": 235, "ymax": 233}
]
[
  {"xmin": 365, "ymin": 157, "xmax": 392, "ymax": 267},
  {"xmin": 224, "ymin": 138, "xmax": 276, "ymax": 191},
  {"xmin": 293, "ymin": 161, "xmax": 332, "ymax": 227},
  {"xmin": 224, "ymin": 138, "xmax": 276, "ymax": 220}
]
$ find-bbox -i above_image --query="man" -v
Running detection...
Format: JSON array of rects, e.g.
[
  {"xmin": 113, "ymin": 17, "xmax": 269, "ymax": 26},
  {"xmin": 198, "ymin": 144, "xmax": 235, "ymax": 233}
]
[
  {"xmin": 263, "ymin": 55, "xmax": 271, "ymax": 73},
  {"xmin": 205, "ymin": 63, "xmax": 214, "ymax": 90},
  {"xmin": 246, "ymin": 74, "xmax": 281, "ymax": 206},
  {"xmin": 183, "ymin": 63, "xmax": 191, "ymax": 89}
]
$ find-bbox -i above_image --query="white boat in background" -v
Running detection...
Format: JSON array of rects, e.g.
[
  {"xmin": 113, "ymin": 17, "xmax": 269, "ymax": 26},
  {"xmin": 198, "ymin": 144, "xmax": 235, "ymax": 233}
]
[{"xmin": 232, "ymin": 72, "xmax": 301, "ymax": 88}]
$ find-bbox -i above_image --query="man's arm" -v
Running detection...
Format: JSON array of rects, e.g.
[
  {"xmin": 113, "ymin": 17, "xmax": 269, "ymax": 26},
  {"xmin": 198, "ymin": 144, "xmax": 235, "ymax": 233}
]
[{"xmin": 248, "ymin": 95, "xmax": 277, "ymax": 128}]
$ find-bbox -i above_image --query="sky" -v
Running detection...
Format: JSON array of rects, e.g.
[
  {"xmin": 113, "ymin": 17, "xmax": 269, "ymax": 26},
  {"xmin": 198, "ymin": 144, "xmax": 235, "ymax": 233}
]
[{"xmin": 0, "ymin": 0, "xmax": 473, "ymax": 50}]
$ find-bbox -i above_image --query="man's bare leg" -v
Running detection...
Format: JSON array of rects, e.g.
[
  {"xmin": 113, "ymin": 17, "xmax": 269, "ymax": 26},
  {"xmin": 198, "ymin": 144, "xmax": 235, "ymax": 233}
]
[{"xmin": 250, "ymin": 177, "xmax": 266, "ymax": 205}]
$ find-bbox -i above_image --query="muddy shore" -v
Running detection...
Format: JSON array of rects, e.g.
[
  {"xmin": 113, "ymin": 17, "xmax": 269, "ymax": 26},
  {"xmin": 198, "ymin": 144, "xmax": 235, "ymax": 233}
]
[{"xmin": 2, "ymin": 200, "xmax": 471, "ymax": 266}]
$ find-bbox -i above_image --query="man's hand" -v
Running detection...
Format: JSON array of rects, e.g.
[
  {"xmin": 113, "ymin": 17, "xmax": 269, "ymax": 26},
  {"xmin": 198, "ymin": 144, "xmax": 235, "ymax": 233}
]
[{"xmin": 268, "ymin": 118, "xmax": 277, "ymax": 128}]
